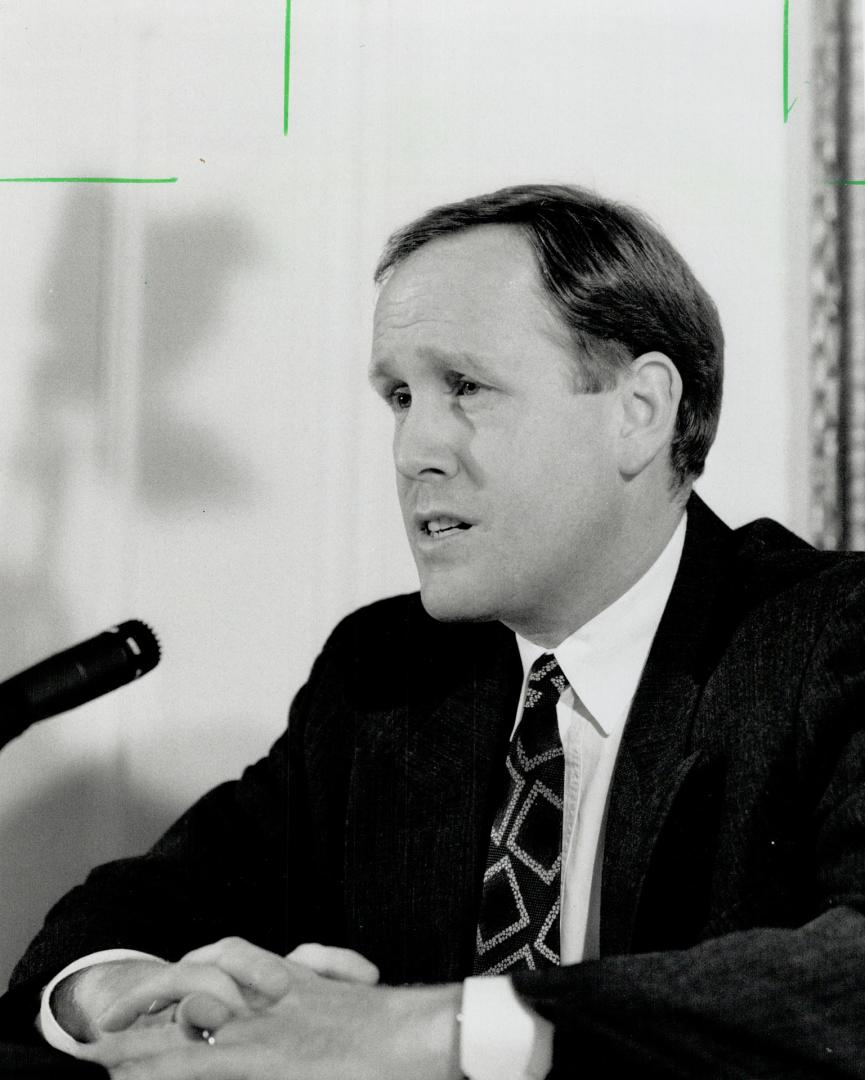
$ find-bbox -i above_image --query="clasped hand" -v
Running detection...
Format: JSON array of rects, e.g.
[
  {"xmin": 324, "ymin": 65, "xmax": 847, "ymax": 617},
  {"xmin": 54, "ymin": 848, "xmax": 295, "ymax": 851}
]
[{"xmin": 76, "ymin": 938, "xmax": 461, "ymax": 1080}]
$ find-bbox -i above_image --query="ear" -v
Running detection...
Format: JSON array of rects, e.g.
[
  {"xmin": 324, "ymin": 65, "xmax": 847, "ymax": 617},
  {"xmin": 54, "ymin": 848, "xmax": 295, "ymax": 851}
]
[{"xmin": 616, "ymin": 351, "xmax": 682, "ymax": 479}]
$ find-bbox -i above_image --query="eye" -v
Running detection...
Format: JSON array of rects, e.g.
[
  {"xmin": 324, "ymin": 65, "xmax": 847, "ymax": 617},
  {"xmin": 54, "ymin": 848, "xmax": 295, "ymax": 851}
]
[
  {"xmin": 454, "ymin": 378, "xmax": 480, "ymax": 397},
  {"xmin": 387, "ymin": 385, "xmax": 412, "ymax": 411}
]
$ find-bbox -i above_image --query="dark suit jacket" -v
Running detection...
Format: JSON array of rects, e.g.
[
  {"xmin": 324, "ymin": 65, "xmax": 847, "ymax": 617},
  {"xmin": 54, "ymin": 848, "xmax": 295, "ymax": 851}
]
[{"xmin": 5, "ymin": 495, "xmax": 865, "ymax": 1077}]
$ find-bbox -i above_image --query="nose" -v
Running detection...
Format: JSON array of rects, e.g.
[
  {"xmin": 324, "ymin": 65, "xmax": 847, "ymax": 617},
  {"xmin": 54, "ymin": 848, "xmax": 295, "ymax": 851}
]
[{"xmin": 393, "ymin": 399, "xmax": 460, "ymax": 482}]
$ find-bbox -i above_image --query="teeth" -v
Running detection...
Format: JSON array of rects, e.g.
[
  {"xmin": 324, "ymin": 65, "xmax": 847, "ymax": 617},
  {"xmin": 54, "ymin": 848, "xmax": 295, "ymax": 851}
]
[{"xmin": 425, "ymin": 517, "xmax": 465, "ymax": 535}]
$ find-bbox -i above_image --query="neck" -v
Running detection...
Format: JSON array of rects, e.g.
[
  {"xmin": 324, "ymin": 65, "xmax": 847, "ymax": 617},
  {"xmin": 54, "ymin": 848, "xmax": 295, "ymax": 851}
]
[{"xmin": 510, "ymin": 498, "xmax": 687, "ymax": 649}]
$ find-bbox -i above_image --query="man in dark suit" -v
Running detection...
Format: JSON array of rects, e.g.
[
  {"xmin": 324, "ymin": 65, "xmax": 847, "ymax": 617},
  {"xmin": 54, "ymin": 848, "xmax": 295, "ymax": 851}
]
[{"xmin": 5, "ymin": 184, "xmax": 865, "ymax": 1079}]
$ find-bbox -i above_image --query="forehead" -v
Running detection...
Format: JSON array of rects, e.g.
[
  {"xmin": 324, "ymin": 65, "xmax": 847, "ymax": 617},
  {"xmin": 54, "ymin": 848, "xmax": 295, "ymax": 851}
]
[{"xmin": 371, "ymin": 225, "xmax": 573, "ymax": 359}]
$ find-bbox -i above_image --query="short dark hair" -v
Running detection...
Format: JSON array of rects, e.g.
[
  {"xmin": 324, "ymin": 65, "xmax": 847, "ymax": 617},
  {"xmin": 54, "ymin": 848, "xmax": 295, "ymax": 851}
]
[{"xmin": 374, "ymin": 184, "xmax": 724, "ymax": 484}]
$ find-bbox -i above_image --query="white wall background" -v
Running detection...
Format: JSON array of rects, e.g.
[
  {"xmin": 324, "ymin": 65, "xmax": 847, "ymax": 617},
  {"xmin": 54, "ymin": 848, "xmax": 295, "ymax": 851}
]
[{"xmin": 0, "ymin": 0, "xmax": 815, "ymax": 987}]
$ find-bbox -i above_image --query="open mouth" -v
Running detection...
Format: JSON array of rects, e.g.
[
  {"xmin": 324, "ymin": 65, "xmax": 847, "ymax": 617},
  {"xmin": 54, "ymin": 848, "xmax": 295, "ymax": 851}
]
[{"xmin": 422, "ymin": 517, "xmax": 472, "ymax": 539}]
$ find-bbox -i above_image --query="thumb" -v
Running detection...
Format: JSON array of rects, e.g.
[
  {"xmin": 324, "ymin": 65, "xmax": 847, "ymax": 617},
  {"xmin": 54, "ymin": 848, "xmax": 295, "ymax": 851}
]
[{"xmin": 286, "ymin": 943, "xmax": 380, "ymax": 985}]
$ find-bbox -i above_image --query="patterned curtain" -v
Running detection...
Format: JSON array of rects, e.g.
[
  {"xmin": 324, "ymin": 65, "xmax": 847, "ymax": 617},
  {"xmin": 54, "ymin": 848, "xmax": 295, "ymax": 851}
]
[{"xmin": 810, "ymin": 0, "xmax": 865, "ymax": 550}]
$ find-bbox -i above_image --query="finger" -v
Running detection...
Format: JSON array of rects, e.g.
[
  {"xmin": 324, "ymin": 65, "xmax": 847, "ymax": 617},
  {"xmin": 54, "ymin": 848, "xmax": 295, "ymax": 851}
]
[
  {"xmin": 175, "ymin": 993, "xmax": 235, "ymax": 1037},
  {"xmin": 181, "ymin": 937, "xmax": 299, "ymax": 1001},
  {"xmin": 97, "ymin": 964, "xmax": 250, "ymax": 1034},
  {"xmin": 286, "ymin": 942, "xmax": 380, "ymax": 985},
  {"xmin": 144, "ymin": 1000, "xmax": 177, "ymax": 1020},
  {"xmin": 78, "ymin": 1022, "xmax": 190, "ymax": 1068},
  {"xmin": 125, "ymin": 1003, "xmax": 178, "ymax": 1032}
]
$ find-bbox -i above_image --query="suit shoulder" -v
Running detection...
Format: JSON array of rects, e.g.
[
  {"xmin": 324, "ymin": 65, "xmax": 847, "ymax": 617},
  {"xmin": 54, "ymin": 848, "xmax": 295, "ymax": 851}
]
[
  {"xmin": 325, "ymin": 591, "xmax": 427, "ymax": 650},
  {"xmin": 297, "ymin": 594, "xmax": 515, "ymax": 721},
  {"xmin": 734, "ymin": 516, "xmax": 863, "ymax": 570},
  {"xmin": 722, "ymin": 517, "xmax": 865, "ymax": 639},
  {"xmin": 319, "ymin": 592, "xmax": 510, "ymax": 665}
]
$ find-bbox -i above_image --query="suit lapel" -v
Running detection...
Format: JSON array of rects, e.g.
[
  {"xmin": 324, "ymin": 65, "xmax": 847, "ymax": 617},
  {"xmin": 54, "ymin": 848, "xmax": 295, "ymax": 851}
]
[{"xmin": 600, "ymin": 495, "xmax": 734, "ymax": 955}]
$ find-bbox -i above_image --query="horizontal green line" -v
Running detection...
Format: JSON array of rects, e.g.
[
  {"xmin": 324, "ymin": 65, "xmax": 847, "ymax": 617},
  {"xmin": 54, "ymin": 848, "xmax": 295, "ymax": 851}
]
[
  {"xmin": 825, "ymin": 179, "xmax": 865, "ymax": 185},
  {"xmin": 0, "ymin": 176, "xmax": 178, "ymax": 184}
]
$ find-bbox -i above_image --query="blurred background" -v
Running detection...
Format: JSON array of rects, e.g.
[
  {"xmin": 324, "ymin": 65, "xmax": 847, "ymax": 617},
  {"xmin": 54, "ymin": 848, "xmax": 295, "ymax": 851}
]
[{"xmin": 0, "ymin": 0, "xmax": 861, "ymax": 988}]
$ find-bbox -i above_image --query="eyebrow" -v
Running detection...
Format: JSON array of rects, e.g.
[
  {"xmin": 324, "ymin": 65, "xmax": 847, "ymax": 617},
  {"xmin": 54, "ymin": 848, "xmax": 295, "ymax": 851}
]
[
  {"xmin": 368, "ymin": 345, "xmax": 499, "ymax": 386},
  {"xmin": 367, "ymin": 358, "xmax": 397, "ymax": 386}
]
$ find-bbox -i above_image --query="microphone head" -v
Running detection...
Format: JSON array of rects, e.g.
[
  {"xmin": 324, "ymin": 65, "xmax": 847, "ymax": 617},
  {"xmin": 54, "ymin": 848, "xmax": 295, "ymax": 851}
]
[{"xmin": 108, "ymin": 620, "xmax": 161, "ymax": 679}]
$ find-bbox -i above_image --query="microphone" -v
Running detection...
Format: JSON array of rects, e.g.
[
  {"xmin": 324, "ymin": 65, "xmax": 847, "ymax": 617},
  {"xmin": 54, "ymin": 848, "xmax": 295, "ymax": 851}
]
[{"xmin": 0, "ymin": 620, "xmax": 160, "ymax": 748}]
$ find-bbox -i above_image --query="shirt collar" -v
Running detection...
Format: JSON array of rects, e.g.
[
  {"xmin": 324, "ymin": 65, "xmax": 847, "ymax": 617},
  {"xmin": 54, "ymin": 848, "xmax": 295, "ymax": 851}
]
[{"xmin": 515, "ymin": 513, "xmax": 687, "ymax": 736}]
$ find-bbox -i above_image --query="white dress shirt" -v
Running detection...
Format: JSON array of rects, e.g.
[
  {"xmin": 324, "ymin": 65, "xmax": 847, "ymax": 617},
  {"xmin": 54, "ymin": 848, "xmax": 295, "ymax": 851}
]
[
  {"xmin": 462, "ymin": 513, "xmax": 687, "ymax": 1080},
  {"xmin": 41, "ymin": 515, "xmax": 687, "ymax": 1078}
]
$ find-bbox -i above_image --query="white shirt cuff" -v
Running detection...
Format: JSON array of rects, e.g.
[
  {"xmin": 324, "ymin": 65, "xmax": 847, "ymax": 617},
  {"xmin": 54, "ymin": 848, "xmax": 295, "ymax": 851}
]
[
  {"xmin": 460, "ymin": 975, "xmax": 553, "ymax": 1080},
  {"xmin": 39, "ymin": 949, "xmax": 163, "ymax": 1057}
]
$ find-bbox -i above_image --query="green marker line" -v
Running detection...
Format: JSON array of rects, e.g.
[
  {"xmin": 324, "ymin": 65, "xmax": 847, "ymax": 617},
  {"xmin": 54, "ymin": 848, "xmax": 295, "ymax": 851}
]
[
  {"xmin": 825, "ymin": 179, "xmax": 865, "ymax": 185},
  {"xmin": 783, "ymin": 0, "xmax": 797, "ymax": 123},
  {"xmin": 283, "ymin": 0, "xmax": 292, "ymax": 135},
  {"xmin": 0, "ymin": 176, "xmax": 177, "ymax": 184}
]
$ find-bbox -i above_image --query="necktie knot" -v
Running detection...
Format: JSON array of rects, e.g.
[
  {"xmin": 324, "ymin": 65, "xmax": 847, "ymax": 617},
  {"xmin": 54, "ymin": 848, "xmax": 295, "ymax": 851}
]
[{"xmin": 524, "ymin": 654, "xmax": 569, "ymax": 710}]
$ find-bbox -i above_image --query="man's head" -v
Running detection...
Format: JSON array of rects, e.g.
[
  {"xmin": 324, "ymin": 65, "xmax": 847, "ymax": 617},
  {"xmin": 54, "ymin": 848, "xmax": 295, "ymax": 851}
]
[
  {"xmin": 375, "ymin": 184, "xmax": 723, "ymax": 486},
  {"xmin": 370, "ymin": 185, "xmax": 724, "ymax": 645}
]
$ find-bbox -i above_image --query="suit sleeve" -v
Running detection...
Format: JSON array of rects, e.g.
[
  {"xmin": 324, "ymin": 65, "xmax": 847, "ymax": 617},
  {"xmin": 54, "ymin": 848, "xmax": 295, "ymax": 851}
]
[
  {"xmin": 514, "ymin": 908, "xmax": 865, "ymax": 1078},
  {"xmin": 513, "ymin": 583, "xmax": 865, "ymax": 1079},
  {"xmin": 0, "ymin": 613, "xmax": 356, "ymax": 1043}
]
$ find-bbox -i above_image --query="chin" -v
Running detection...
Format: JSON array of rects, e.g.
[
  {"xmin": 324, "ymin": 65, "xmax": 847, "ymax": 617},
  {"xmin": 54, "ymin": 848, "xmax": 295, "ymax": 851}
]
[{"xmin": 418, "ymin": 583, "xmax": 498, "ymax": 625}]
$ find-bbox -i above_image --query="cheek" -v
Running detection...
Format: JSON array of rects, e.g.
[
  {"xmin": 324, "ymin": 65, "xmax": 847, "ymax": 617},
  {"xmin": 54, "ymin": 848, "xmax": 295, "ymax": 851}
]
[
  {"xmin": 504, "ymin": 440, "xmax": 582, "ymax": 507},
  {"xmin": 395, "ymin": 474, "xmax": 411, "ymax": 508},
  {"xmin": 491, "ymin": 480, "xmax": 563, "ymax": 556},
  {"xmin": 497, "ymin": 449, "xmax": 613, "ymax": 548}
]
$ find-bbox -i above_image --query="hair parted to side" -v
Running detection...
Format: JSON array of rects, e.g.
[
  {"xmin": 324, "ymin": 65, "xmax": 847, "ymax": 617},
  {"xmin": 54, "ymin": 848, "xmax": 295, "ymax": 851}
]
[{"xmin": 374, "ymin": 184, "xmax": 724, "ymax": 485}]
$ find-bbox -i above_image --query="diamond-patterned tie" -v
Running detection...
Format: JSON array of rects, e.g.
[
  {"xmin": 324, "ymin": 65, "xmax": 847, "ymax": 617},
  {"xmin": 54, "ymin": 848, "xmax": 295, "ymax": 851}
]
[{"xmin": 474, "ymin": 654, "xmax": 569, "ymax": 975}]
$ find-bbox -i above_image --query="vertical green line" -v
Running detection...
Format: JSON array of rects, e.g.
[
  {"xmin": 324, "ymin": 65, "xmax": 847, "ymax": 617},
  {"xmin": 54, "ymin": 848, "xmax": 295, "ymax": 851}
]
[
  {"xmin": 783, "ymin": 0, "xmax": 797, "ymax": 122},
  {"xmin": 283, "ymin": 0, "xmax": 292, "ymax": 135}
]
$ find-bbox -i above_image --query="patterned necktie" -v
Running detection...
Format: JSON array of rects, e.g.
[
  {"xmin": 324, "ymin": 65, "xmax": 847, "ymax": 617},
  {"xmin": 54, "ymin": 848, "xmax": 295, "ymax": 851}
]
[{"xmin": 474, "ymin": 653, "xmax": 569, "ymax": 975}]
